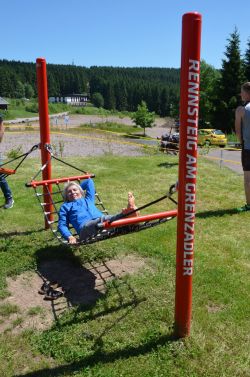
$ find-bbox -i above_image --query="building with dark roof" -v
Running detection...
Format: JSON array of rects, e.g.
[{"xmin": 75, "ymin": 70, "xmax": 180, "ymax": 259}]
[
  {"xmin": 49, "ymin": 93, "xmax": 89, "ymax": 106},
  {"xmin": 0, "ymin": 97, "xmax": 9, "ymax": 110}
]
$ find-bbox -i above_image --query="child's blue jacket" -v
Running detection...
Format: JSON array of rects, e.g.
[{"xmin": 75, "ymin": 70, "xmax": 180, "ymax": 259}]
[{"xmin": 58, "ymin": 179, "xmax": 103, "ymax": 240}]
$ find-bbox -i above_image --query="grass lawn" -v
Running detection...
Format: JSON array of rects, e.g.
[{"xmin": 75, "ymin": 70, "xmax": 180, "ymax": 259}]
[
  {"xmin": 0, "ymin": 154, "xmax": 249, "ymax": 376},
  {"xmin": 78, "ymin": 122, "xmax": 143, "ymax": 137},
  {"xmin": 2, "ymin": 100, "xmax": 132, "ymax": 121}
]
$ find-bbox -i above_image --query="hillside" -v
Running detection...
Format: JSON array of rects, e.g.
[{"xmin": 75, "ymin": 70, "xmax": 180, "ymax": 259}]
[{"xmin": 0, "ymin": 59, "xmax": 180, "ymax": 117}]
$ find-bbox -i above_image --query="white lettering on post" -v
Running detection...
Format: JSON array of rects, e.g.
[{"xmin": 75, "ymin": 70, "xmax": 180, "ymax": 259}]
[{"xmin": 182, "ymin": 59, "xmax": 200, "ymax": 276}]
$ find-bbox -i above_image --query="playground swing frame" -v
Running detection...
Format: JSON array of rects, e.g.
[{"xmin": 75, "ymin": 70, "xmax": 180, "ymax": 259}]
[{"xmin": 34, "ymin": 12, "xmax": 201, "ymax": 338}]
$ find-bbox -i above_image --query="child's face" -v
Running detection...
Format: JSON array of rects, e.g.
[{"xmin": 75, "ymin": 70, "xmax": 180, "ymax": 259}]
[{"xmin": 66, "ymin": 185, "xmax": 82, "ymax": 201}]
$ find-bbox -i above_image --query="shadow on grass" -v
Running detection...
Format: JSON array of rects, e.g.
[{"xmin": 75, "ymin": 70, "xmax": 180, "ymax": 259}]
[
  {"xmin": 35, "ymin": 245, "xmax": 104, "ymax": 319},
  {"xmin": 14, "ymin": 246, "xmax": 174, "ymax": 377},
  {"xmin": 14, "ymin": 332, "xmax": 177, "ymax": 377},
  {"xmin": 123, "ymin": 133, "xmax": 147, "ymax": 139},
  {"xmin": 158, "ymin": 162, "xmax": 179, "ymax": 168},
  {"xmin": 0, "ymin": 227, "xmax": 45, "ymax": 238},
  {"xmin": 35, "ymin": 245, "xmax": 144, "ymax": 334},
  {"xmin": 196, "ymin": 208, "xmax": 239, "ymax": 218}
]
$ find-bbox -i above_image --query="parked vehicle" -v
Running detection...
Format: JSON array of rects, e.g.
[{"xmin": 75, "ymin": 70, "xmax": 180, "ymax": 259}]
[
  {"xmin": 159, "ymin": 132, "xmax": 179, "ymax": 154},
  {"xmin": 197, "ymin": 129, "xmax": 227, "ymax": 147}
]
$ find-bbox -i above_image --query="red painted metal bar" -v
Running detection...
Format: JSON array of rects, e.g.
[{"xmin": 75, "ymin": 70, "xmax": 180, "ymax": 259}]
[
  {"xmin": 0, "ymin": 168, "xmax": 16, "ymax": 175},
  {"xmin": 102, "ymin": 209, "xmax": 177, "ymax": 229},
  {"xmin": 36, "ymin": 58, "xmax": 52, "ymax": 228},
  {"xmin": 174, "ymin": 12, "xmax": 202, "ymax": 338},
  {"xmin": 27, "ymin": 174, "xmax": 95, "ymax": 187}
]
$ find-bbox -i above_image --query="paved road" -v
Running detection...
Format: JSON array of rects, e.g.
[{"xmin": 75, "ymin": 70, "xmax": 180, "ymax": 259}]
[{"xmin": 203, "ymin": 148, "xmax": 242, "ymax": 175}]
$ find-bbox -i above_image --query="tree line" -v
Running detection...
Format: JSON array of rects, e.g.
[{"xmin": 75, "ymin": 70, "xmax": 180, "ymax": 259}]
[
  {"xmin": 0, "ymin": 27, "xmax": 250, "ymax": 132},
  {"xmin": 0, "ymin": 60, "xmax": 180, "ymax": 118},
  {"xmin": 201, "ymin": 28, "xmax": 250, "ymax": 133}
]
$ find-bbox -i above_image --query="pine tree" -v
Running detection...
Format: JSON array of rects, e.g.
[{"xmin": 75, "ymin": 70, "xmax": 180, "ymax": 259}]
[
  {"xmin": 244, "ymin": 38, "xmax": 250, "ymax": 81},
  {"xmin": 24, "ymin": 84, "xmax": 34, "ymax": 99},
  {"xmin": 104, "ymin": 82, "xmax": 116, "ymax": 110},
  {"xmin": 214, "ymin": 28, "xmax": 246, "ymax": 132},
  {"xmin": 0, "ymin": 67, "xmax": 15, "ymax": 97},
  {"xmin": 15, "ymin": 81, "xmax": 25, "ymax": 98},
  {"xmin": 115, "ymin": 81, "xmax": 128, "ymax": 111},
  {"xmin": 199, "ymin": 60, "xmax": 221, "ymax": 124},
  {"xmin": 159, "ymin": 88, "xmax": 169, "ymax": 117}
]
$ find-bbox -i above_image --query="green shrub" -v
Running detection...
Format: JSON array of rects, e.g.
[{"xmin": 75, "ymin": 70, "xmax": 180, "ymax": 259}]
[
  {"xmin": 25, "ymin": 103, "xmax": 39, "ymax": 113},
  {"xmin": 7, "ymin": 146, "xmax": 23, "ymax": 159}
]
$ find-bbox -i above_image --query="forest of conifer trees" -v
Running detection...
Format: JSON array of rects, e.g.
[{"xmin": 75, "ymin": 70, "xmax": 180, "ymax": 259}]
[{"xmin": 0, "ymin": 59, "xmax": 180, "ymax": 117}]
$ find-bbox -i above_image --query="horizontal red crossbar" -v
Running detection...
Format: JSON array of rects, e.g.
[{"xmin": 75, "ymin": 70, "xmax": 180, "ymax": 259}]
[
  {"xmin": 102, "ymin": 209, "xmax": 178, "ymax": 229},
  {"xmin": 0, "ymin": 167, "xmax": 16, "ymax": 175},
  {"xmin": 27, "ymin": 174, "xmax": 95, "ymax": 187}
]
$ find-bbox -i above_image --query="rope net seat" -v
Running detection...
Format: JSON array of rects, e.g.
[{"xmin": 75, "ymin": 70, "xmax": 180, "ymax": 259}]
[
  {"xmin": 26, "ymin": 174, "xmax": 178, "ymax": 246},
  {"xmin": 25, "ymin": 144, "xmax": 178, "ymax": 246}
]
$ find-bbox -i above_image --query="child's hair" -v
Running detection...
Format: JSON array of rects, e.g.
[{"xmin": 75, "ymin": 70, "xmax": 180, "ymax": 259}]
[
  {"xmin": 62, "ymin": 181, "xmax": 84, "ymax": 202},
  {"xmin": 241, "ymin": 82, "xmax": 250, "ymax": 94}
]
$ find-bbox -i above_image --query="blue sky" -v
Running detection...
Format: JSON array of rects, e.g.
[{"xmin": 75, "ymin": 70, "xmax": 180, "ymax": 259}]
[{"xmin": 2, "ymin": 0, "xmax": 250, "ymax": 69}]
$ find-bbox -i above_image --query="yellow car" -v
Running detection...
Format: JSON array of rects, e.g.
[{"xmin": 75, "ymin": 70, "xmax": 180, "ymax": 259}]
[{"xmin": 197, "ymin": 129, "xmax": 227, "ymax": 147}]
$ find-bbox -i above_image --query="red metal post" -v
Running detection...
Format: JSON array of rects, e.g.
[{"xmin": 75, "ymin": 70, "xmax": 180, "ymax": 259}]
[
  {"xmin": 102, "ymin": 209, "xmax": 178, "ymax": 229},
  {"xmin": 36, "ymin": 58, "xmax": 53, "ymax": 228},
  {"xmin": 27, "ymin": 174, "xmax": 95, "ymax": 187},
  {"xmin": 174, "ymin": 12, "xmax": 202, "ymax": 337}
]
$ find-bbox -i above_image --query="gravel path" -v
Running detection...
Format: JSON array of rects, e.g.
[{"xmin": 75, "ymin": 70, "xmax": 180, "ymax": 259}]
[
  {"xmin": 1, "ymin": 113, "xmax": 243, "ymax": 177},
  {"xmin": 1, "ymin": 114, "xmax": 172, "ymax": 159},
  {"xmin": 1, "ymin": 129, "xmax": 243, "ymax": 176},
  {"xmin": 0, "ymin": 131, "xmax": 149, "ymax": 159}
]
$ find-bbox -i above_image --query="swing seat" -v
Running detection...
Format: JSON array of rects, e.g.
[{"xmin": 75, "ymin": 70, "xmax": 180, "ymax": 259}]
[
  {"xmin": 26, "ymin": 145, "xmax": 178, "ymax": 246},
  {"xmin": 27, "ymin": 173, "xmax": 178, "ymax": 246}
]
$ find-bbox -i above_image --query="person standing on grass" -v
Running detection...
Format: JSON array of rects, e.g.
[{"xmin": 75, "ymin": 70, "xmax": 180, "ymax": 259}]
[
  {"xmin": 0, "ymin": 115, "xmax": 14, "ymax": 209},
  {"xmin": 235, "ymin": 82, "xmax": 250, "ymax": 212}
]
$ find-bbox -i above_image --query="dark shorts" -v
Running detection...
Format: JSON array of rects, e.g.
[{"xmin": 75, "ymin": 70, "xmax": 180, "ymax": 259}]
[{"xmin": 241, "ymin": 149, "xmax": 250, "ymax": 171}]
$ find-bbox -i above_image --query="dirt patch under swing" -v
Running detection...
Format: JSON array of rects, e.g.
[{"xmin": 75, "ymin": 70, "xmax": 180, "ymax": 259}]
[{"xmin": 0, "ymin": 254, "xmax": 149, "ymax": 334}]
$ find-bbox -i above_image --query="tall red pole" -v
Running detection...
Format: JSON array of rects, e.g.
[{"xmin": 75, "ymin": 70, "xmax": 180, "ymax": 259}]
[
  {"xmin": 174, "ymin": 12, "xmax": 202, "ymax": 337},
  {"xmin": 36, "ymin": 58, "xmax": 53, "ymax": 229}
]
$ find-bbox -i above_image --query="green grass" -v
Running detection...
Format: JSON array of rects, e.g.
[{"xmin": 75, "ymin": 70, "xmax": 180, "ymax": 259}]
[
  {"xmin": 2, "ymin": 99, "xmax": 39, "ymax": 120},
  {"xmin": 79, "ymin": 122, "xmax": 141, "ymax": 136},
  {"xmin": 70, "ymin": 105, "xmax": 133, "ymax": 118},
  {"xmin": 0, "ymin": 154, "xmax": 249, "ymax": 376},
  {"xmin": 0, "ymin": 303, "xmax": 20, "ymax": 317},
  {"xmin": 2, "ymin": 99, "xmax": 133, "ymax": 121}
]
